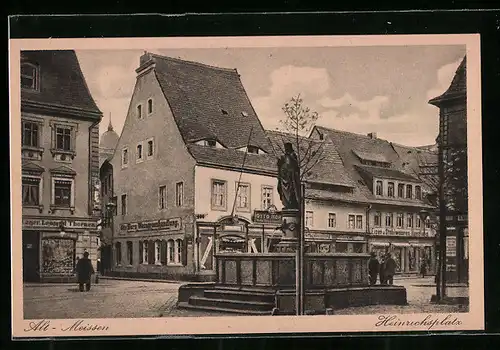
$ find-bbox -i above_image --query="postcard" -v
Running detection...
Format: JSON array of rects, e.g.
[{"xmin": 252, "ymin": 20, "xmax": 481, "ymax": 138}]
[{"xmin": 9, "ymin": 34, "xmax": 483, "ymax": 338}]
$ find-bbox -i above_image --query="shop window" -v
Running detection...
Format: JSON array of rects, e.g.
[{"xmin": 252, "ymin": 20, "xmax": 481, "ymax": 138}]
[
  {"xmin": 353, "ymin": 243, "xmax": 364, "ymax": 253},
  {"xmin": 41, "ymin": 237, "xmax": 76, "ymax": 274}
]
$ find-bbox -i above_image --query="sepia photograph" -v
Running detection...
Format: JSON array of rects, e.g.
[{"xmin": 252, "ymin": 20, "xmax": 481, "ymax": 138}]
[{"xmin": 9, "ymin": 34, "xmax": 483, "ymax": 337}]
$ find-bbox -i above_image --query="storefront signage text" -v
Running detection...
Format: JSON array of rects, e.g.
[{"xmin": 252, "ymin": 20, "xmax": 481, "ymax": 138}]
[
  {"xmin": 446, "ymin": 236, "xmax": 457, "ymax": 257},
  {"xmin": 23, "ymin": 218, "xmax": 97, "ymax": 230},
  {"xmin": 253, "ymin": 210, "xmax": 282, "ymax": 225},
  {"xmin": 119, "ymin": 218, "xmax": 182, "ymax": 232},
  {"xmin": 371, "ymin": 228, "xmax": 413, "ymax": 236}
]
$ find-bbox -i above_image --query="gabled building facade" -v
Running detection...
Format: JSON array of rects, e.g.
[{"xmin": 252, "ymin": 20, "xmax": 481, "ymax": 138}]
[
  {"xmin": 311, "ymin": 126, "xmax": 437, "ymax": 275},
  {"xmin": 110, "ymin": 53, "xmax": 283, "ymax": 281},
  {"xmin": 20, "ymin": 50, "xmax": 103, "ymax": 282}
]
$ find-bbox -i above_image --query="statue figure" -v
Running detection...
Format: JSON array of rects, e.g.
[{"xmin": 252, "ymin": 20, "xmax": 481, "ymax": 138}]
[{"xmin": 277, "ymin": 142, "xmax": 301, "ymax": 210}]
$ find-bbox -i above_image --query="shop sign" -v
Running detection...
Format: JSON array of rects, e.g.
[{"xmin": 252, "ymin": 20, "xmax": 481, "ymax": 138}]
[
  {"xmin": 23, "ymin": 218, "xmax": 98, "ymax": 230},
  {"xmin": 446, "ymin": 236, "xmax": 457, "ymax": 257},
  {"xmin": 119, "ymin": 218, "xmax": 182, "ymax": 232},
  {"xmin": 371, "ymin": 228, "xmax": 412, "ymax": 236},
  {"xmin": 253, "ymin": 210, "xmax": 282, "ymax": 225}
]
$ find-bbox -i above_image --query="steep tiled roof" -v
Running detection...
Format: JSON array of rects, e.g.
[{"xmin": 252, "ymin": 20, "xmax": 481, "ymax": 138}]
[
  {"xmin": 266, "ymin": 130, "xmax": 356, "ymax": 187},
  {"xmin": 187, "ymin": 144, "xmax": 277, "ymax": 175},
  {"xmin": 148, "ymin": 53, "xmax": 272, "ymax": 153},
  {"xmin": 355, "ymin": 164, "xmax": 418, "ymax": 182},
  {"xmin": 429, "ymin": 56, "xmax": 466, "ymax": 105},
  {"xmin": 21, "ymin": 50, "xmax": 101, "ymax": 119}
]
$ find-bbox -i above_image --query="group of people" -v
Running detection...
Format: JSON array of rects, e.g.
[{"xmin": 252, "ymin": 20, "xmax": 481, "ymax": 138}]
[{"xmin": 368, "ymin": 252, "xmax": 397, "ymax": 285}]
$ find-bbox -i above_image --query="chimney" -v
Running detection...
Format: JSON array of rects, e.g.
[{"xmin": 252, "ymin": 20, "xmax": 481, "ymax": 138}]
[
  {"xmin": 139, "ymin": 51, "xmax": 153, "ymax": 66},
  {"xmin": 367, "ymin": 132, "xmax": 377, "ymax": 139}
]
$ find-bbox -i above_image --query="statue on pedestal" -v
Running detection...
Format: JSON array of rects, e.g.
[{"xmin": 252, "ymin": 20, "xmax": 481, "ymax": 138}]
[{"xmin": 277, "ymin": 142, "xmax": 301, "ymax": 210}]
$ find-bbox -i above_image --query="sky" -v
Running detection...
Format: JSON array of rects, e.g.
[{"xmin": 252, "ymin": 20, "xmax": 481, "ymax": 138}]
[{"xmin": 76, "ymin": 45, "xmax": 465, "ymax": 147}]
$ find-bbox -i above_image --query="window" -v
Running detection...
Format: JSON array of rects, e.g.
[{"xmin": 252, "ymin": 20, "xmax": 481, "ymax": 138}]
[
  {"xmin": 155, "ymin": 241, "xmax": 161, "ymax": 264},
  {"xmin": 122, "ymin": 148, "xmax": 129, "ymax": 167},
  {"xmin": 147, "ymin": 99, "xmax": 153, "ymax": 114},
  {"xmin": 121, "ymin": 194, "xmax": 127, "ymax": 215},
  {"xmin": 137, "ymin": 104, "xmax": 143, "ymax": 119},
  {"xmin": 176, "ymin": 182, "xmax": 184, "ymax": 207},
  {"xmin": 158, "ymin": 185, "xmax": 167, "ymax": 210},
  {"xmin": 336, "ymin": 242, "xmax": 348, "ymax": 253},
  {"xmin": 261, "ymin": 186, "xmax": 273, "ymax": 210},
  {"xmin": 142, "ymin": 241, "xmax": 149, "ymax": 264},
  {"xmin": 147, "ymin": 139, "xmax": 154, "ymax": 158},
  {"xmin": 425, "ymin": 218, "xmax": 431, "ymax": 228},
  {"xmin": 348, "ymin": 215, "xmax": 355, "ymax": 229},
  {"xmin": 416, "ymin": 216, "xmax": 422, "ymax": 228},
  {"xmin": 374, "ymin": 211, "xmax": 382, "ymax": 227},
  {"xmin": 305, "ymin": 211, "xmax": 314, "ymax": 228},
  {"xmin": 206, "ymin": 139, "xmax": 216, "ymax": 147},
  {"xmin": 22, "ymin": 121, "xmax": 39, "ymax": 147},
  {"xmin": 406, "ymin": 184, "xmax": 413, "ymax": 199},
  {"xmin": 54, "ymin": 180, "xmax": 72, "ymax": 206},
  {"xmin": 126, "ymin": 241, "xmax": 133, "ymax": 265},
  {"xmin": 407, "ymin": 213, "xmax": 413, "ymax": 228},
  {"xmin": 211, "ymin": 180, "xmax": 226, "ymax": 210},
  {"xmin": 328, "ymin": 213, "xmax": 336, "ymax": 228},
  {"xmin": 56, "ymin": 127, "xmax": 71, "ymax": 151},
  {"xmin": 388, "ymin": 182, "xmax": 395, "ymax": 197},
  {"xmin": 115, "ymin": 242, "xmax": 122, "ymax": 265},
  {"xmin": 415, "ymin": 186, "xmax": 422, "ymax": 200},
  {"xmin": 236, "ymin": 183, "xmax": 250, "ymax": 211},
  {"xmin": 21, "ymin": 63, "xmax": 39, "ymax": 90},
  {"xmin": 22, "ymin": 177, "xmax": 40, "ymax": 206},
  {"xmin": 136, "ymin": 143, "xmax": 143, "ymax": 162},
  {"xmin": 375, "ymin": 180, "xmax": 383, "ymax": 195},
  {"xmin": 247, "ymin": 145, "xmax": 259, "ymax": 154},
  {"xmin": 167, "ymin": 239, "xmax": 183, "ymax": 265},
  {"xmin": 398, "ymin": 183, "xmax": 405, "ymax": 198},
  {"xmin": 356, "ymin": 215, "xmax": 363, "ymax": 229},
  {"xmin": 385, "ymin": 213, "xmax": 393, "ymax": 227},
  {"xmin": 396, "ymin": 213, "xmax": 404, "ymax": 228}
]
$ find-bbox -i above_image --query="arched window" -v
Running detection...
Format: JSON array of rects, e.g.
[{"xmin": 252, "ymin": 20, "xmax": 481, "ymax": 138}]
[
  {"xmin": 21, "ymin": 62, "xmax": 39, "ymax": 91},
  {"xmin": 154, "ymin": 240, "xmax": 161, "ymax": 264},
  {"xmin": 167, "ymin": 239, "xmax": 175, "ymax": 264}
]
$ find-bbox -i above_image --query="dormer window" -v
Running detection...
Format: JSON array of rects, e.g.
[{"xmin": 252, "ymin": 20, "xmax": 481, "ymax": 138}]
[
  {"xmin": 206, "ymin": 139, "xmax": 216, "ymax": 147},
  {"xmin": 221, "ymin": 109, "xmax": 228, "ymax": 115},
  {"xmin": 21, "ymin": 62, "xmax": 39, "ymax": 91},
  {"xmin": 247, "ymin": 145, "xmax": 259, "ymax": 154},
  {"xmin": 318, "ymin": 132, "xmax": 324, "ymax": 141},
  {"xmin": 241, "ymin": 111, "xmax": 248, "ymax": 117}
]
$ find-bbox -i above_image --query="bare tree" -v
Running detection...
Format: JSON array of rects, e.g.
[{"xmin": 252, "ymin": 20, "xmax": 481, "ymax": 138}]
[{"xmin": 271, "ymin": 94, "xmax": 326, "ymax": 181}]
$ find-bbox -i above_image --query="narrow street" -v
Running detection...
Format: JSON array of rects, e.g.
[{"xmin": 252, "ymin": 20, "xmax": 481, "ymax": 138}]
[{"xmin": 23, "ymin": 276, "xmax": 468, "ymax": 319}]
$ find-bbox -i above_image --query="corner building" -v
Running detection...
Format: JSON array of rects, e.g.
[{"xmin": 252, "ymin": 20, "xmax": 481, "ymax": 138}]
[{"xmin": 20, "ymin": 50, "xmax": 102, "ymax": 282}]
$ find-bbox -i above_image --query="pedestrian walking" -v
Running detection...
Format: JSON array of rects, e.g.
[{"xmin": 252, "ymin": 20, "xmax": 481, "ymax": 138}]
[
  {"xmin": 384, "ymin": 253, "xmax": 397, "ymax": 285},
  {"xmin": 368, "ymin": 252, "xmax": 380, "ymax": 285},
  {"xmin": 419, "ymin": 258, "xmax": 427, "ymax": 278},
  {"xmin": 76, "ymin": 252, "xmax": 94, "ymax": 292}
]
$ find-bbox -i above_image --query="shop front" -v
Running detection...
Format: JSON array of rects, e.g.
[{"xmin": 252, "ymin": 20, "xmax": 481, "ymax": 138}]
[{"xmin": 22, "ymin": 217, "xmax": 99, "ymax": 282}]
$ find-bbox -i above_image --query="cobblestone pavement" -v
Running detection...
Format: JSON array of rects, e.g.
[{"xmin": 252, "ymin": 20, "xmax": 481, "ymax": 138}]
[{"xmin": 23, "ymin": 276, "xmax": 469, "ymax": 319}]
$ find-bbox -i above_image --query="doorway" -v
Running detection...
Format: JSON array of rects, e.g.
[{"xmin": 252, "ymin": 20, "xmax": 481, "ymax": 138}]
[{"xmin": 22, "ymin": 231, "xmax": 40, "ymax": 282}]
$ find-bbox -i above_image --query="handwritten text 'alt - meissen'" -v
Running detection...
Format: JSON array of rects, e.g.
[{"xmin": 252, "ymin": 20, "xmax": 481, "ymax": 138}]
[
  {"xmin": 375, "ymin": 314, "xmax": 463, "ymax": 330},
  {"xmin": 24, "ymin": 320, "xmax": 110, "ymax": 332}
]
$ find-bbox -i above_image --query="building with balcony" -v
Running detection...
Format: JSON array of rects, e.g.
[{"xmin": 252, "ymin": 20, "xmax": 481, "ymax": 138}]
[
  {"xmin": 311, "ymin": 127, "xmax": 437, "ymax": 275},
  {"xmin": 21, "ymin": 50, "xmax": 103, "ymax": 282}
]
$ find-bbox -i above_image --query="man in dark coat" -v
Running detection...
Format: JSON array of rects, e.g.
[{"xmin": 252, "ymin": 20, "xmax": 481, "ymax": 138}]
[
  {"xmin": 76, "ymin": 252, "xmax": 94, "ymax": 292},
  {"xmin": 368, "ymin": 252, "xmax": 380, "ymax": 285},
  {"xmin": 384, "ymin": 253, "xmax": 397, "ymax": 285}
]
